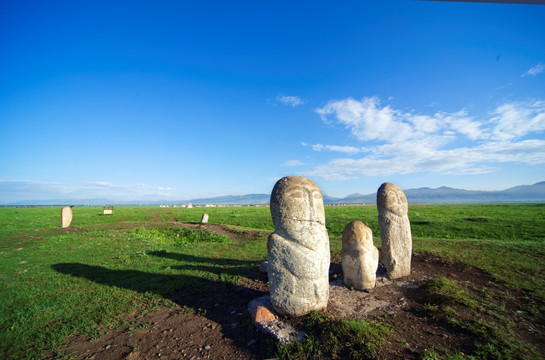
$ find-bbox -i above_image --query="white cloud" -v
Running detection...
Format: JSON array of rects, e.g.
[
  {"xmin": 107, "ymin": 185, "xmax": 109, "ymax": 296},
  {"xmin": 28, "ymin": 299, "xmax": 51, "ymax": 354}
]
[
  {"xmin": 407, "ymin": 114, "xmax": 441, "ymax": 134},
  {"xmin": 311, "ymin": 144, "xmax": 364, "ymax": 154},
  {"xmin": 489, "ymin": 100, "xmax": 545, "ymax": 140},
  {"xmin": 316, "ymin": 96, "xmax": 413, "ymax": 142},
  {"xmin": 282, "ymin": 160, "xmax": 305, "ymax": 167},
  {"xmin": 438, "ymin": 110, "xmax": 485, "ymax": 140},
  {"xmin": 277, "ymin": 95, "xmax": 304, "ymax": 107},
  {"xmin": 306, "ymin": 96, "xmax": 545, "ymax": 180},
  {"xmin": 494, "ymin": 82, "xmax": 512, "ymax": 90},
  {"xmin": 304, "ymin": 139, "xmax": 545, "ymax": 179},
  {"xmin": 0, "ymin": 180, "xmax": 175, "ymax": 202},
  {"xmin": 477, "ymin": 139, "xmax": 545, "ymax": 164},
  {"xmin": 83, "ymin": 182, "xmax": 174, "ymax": 193},
  {"xmin": 522, "ymin": 63, "xmax": 545, "ymax": 77},
  {"xmin": 316, "ymin": 97, "xmax": 488, "ymax": 143},
  {"xmin": 89, "ymin": 181, "xmax": 114, "ymax": 187}
]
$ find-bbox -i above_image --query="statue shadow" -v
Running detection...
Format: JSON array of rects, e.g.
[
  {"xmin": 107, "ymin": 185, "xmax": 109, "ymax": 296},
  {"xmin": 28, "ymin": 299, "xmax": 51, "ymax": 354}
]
[{"xmin": 51, "ymin": 250, "xmax": 268, "ymax": 354}]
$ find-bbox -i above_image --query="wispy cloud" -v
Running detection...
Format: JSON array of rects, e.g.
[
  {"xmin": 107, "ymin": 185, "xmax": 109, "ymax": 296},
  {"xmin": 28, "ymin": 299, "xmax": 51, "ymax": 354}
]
[
  {"xmin": 312, "ymin": 144, "xmax": 364, "ymax": 154},
  {"xmin": 277, "ymin": 95, "xmax": 305, "ymax": 107},
  {"xmin": 316, "ymin": 96, "xmax": 485, "ymax": 143},
  {"xmin": 304, "ymin": 139, "xmax": 545, "ymax": 179},
  {"xmin": 522, "ymin": 63, "xmax": 545, "ymax": 77},
  {"xmin": 282, "ymin": 160, "xmax": 305, "ymax": 167},
  {"xmin": 84, "ymin": 182, "xmax": 173, "ymax": 192},
  {"xmin": 0, "ymin": 180, "xmax": 175, "ymax": 202},
  {"xmin": 489, "ymin": 100, "xmax": 545, "ymax": 140},
  {"xmin": 305, "ymin": 97, "xmax": 545, "ymax": 180}
]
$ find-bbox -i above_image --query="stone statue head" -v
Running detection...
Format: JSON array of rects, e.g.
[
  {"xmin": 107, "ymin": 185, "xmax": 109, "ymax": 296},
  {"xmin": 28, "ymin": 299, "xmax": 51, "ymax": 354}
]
[
  {"xmin": 270, "ymin": 176, "xmax": 326, "ymax": 250},
  {"xmin": 342, "ymin": 221, "xmax": 373, "ymax": 250},
  {"xmin": 377, "ymin": 182, "xmax": 408, "ymax": 217}
]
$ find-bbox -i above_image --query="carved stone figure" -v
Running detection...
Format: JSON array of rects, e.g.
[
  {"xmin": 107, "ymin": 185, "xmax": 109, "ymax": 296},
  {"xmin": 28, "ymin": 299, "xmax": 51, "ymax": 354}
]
[
  {"xmin": 342, "ymin": 221, "xmax": 379, "ymax": 290},
  {"xmin": 201, "ymin": 213, "xmax": 209, "ymax": 224},
  {"xmin": 377, "ymin": 182, "xmax": 412, "ymax": 279},
  {"xmin": 61, "ymin": 206, "xmax": 73, "ymax": 228},
  {"xmin": 268, "ymin": 176, "xmax": 330, "ymax": 316}
]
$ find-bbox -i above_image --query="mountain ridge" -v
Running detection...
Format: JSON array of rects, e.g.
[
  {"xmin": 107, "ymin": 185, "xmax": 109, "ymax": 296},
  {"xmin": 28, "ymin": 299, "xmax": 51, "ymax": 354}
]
[{"xmin": 6, "ymin": 181, "xmax": 545, "ymax": 206}]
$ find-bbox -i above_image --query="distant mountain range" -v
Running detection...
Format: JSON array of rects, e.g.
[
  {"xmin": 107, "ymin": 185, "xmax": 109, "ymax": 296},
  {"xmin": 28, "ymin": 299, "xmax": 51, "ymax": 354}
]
[
  {"xmin": 328, "ymin": 181, "xmax": 545, "ymax": 204},
  {"xmin": 6, "ymin": 181, "xmax": 545, "ymax": 206}
]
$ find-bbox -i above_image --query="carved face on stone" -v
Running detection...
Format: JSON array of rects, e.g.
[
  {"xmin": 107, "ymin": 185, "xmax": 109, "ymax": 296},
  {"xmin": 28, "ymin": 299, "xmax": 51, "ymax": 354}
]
[
  {"xmin": 377, "ymin": 182, "xmax": 408, "ymax": 217},
  {"xmin": 343, "ymin": 221, "xmax": 373, "ymax": 249},
  {"xmin": 270, "ymin": 176, "xmax": 326, "ymax": 250}
]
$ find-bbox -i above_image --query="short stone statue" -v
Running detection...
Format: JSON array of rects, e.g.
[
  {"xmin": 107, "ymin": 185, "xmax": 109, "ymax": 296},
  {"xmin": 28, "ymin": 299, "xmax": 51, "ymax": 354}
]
[
  {"xmin": 342, "ymin": 221, "xmax": 379, "ymax": 290},
  {"xmin": 377, "ymin": 182, "xmax": 412, "ymax": 279},
  {"xmin": 268, "ymin": 176, "xmax": 330, "ymax": 316},
  {"xmin": 201, "ymin": 213, "xmax": 209, "ymax": 224},
  {"xmin": 61, "ymin": 206, "xmax": 73, "ymax": 228}
]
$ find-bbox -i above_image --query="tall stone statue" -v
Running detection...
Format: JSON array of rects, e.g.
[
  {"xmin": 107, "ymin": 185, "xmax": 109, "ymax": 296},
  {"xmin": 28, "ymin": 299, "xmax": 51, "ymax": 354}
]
[
  {"xmin": 342, "ymin": 221, "xmax": 379, "ymax": 290},
  {"xmin": 61, "ymin": 206, "xmax": 73, "ymax": 228},
  {"xmin": 377, "ymin": 183, "xmax": 412, "ymax": 279},
  {"xmin": 268, "ymin": 176, "xmax": 330, "ymax": 316}
]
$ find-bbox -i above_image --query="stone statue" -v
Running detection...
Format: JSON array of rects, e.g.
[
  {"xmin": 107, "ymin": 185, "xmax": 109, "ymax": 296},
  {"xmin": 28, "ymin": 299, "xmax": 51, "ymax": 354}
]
[
  {"xmin": 268, "ymin": 176, "xmax": 330, "ymax": 316},
  {"xmin": 342, "ymin": 221, "xmax": 379, "ymax": 290},
  {"xmin": 201, "ymin": 213, "xmax": 209, "ymax": 224},
  {"xmin": 61, "ymin": 206, "xmax": 73, "ymax": 228},
  {"xmin": 377, "ymin": 182, "xmax": 412, "ymax": 279}
]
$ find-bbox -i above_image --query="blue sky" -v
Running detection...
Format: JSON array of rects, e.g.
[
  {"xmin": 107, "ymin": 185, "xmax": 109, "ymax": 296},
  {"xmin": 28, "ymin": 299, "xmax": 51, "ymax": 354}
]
[{"xmin": 1, "ymin": 1, "xmax": 544, "ymax": 203}]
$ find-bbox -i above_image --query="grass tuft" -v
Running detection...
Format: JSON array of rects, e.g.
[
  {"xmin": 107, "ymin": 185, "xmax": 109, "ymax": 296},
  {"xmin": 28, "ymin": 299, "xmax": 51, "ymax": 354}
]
[
  {"xmin": 129, "ymin": 226, "xmax": 233, "ymax": 244},
  {"xmin": 276, "ymin": 311, "xmax": 391, "ymax": 359},
  {"xmin": 423, "ymin": 276, "xmax": 478, "ymax": 309},
  {"xmin": 421, "ymin": 277, "xmax": 540, "ymax": 359}
]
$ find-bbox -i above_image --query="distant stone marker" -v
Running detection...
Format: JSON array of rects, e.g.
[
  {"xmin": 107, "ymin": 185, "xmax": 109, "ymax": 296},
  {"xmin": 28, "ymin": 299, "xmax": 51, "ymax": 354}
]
[
  {"xmin": 61, "ymin": 206, "xmax": 73, "ymax": 228},
  {"xmin": 268, "ymin": 176, "xmax": 330, "ymax": 316},
  {"xmin": 377, "ymin": 182, "xmax": 412, "ymax": 279},
  {"xmin": 201, "ymin": 213, "xmax": 209, "ymax": 224},
  {"xmin": 342, "ymin": 221, "xmax": 379, "ymax": 290}
]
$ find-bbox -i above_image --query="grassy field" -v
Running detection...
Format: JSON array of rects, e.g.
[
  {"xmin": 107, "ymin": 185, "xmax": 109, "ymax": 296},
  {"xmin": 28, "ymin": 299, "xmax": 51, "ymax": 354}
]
[{"xmin": 0, "ymin": 204, "xmax": 544, "ymax": 359}]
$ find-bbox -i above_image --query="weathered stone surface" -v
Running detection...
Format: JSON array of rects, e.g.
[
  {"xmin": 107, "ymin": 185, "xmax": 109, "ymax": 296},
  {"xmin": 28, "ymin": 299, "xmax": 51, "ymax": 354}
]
[
  {"xmin": 201, "ymin": 213, "xmax": 209, "ymax": 224},
  {"xmin": 268, "ymin": 176, "xmax": 330, "ymax": 316},
  {"xmin": 61, "ymin": 206, "xmax": 72, "ymax": 228},
  {"xmin": 377, "ymin": 182, "xmax": 412, "ymax": 279},
  {"xmin": 342, "ymin": 221, "xmax": 379, "ymax": 290}
]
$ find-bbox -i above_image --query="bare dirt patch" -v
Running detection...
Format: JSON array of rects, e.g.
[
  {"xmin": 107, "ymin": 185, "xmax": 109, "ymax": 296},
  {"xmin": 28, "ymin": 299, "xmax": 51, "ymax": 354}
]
[{"xmin": 47, "ymin": 226, "xmax": 545, "ymax": 360}]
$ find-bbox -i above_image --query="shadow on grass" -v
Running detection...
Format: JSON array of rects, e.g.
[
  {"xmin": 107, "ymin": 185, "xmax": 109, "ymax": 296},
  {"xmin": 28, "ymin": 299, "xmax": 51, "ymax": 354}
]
[
  {"xmin": 51, "ymin": 251, "xmax": 268, "ymax": 355},
  {"xmin": 149, "ymin": 250, "xmax": 260, "ymax": 274}
]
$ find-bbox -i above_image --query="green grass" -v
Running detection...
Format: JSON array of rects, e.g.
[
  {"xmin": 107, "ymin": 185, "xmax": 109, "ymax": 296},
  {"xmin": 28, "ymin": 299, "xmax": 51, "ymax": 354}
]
[
  {"xmin": 0, "ymin": 206, "xmax": 265, "ymax": 359},
  {"xmin": 0, "ymin": 204, "xmax": 544, "ymax": 359},
  {"xmin": 420, "ymin": 277, "xmax": 539, "ymax": 359},
  {"xmin": 129, "ymin": 226, "xmax": 234, "ymax": 244},
  {"xmin": 276, "ymin": 311, "xmax": 392, "ymax": 359}
]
